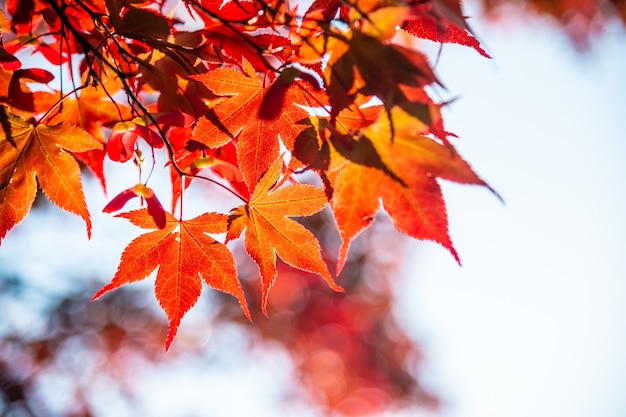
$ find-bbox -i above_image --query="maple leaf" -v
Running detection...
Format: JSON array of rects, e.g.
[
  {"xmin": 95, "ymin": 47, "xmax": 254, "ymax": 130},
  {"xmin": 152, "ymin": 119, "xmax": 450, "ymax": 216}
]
[
  {"xmin": 326, "ymin": 108, "xmax": 493, "ymax": 274},
  {"xmin": 190, "ymin": 61, "xmax": 313, "ymax": 190},
  {"xmin": 93, "ymin": 209, "xmax": 250, "ymax": 351},
  {"xmin": 226, "ymin": 156, "xmax": 342, "ymax": 313},
  {"xmin": 0, "ymin": 105, "xmax": 102, "ymax": 244},
  {"xmin": 403, "ymin": 4, "xmax": 491, "ymax": 58},
  {"xmin": 7, "ymin": 68, "xmax": 55, "ymax": 113}
]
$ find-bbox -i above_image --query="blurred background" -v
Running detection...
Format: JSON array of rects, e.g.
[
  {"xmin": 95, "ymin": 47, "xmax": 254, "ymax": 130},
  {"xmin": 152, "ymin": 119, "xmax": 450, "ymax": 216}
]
[{"xmin": 1, "ymin": 0, "xmax": 625, "ymax": 416}]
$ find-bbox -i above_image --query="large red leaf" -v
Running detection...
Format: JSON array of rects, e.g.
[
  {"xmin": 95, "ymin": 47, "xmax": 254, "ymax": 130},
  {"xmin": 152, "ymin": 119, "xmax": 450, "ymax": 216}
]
[{"xmin": 92, "ymin": 209, "xmax": 250, "ymax": 350}]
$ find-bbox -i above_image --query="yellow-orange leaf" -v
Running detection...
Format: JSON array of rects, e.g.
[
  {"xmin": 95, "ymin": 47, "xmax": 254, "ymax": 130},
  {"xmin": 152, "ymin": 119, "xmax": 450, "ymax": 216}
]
[
  {"xmin": 92, "ymin": 209, "xmax": 250, "ymax": 351},
  {"xmin": 227, "ymin": 156, "xmax": 342, "ymax": 313},
  {"xmin": 0, "ymin": 105, "xmax": 102, "ymax": 244}
]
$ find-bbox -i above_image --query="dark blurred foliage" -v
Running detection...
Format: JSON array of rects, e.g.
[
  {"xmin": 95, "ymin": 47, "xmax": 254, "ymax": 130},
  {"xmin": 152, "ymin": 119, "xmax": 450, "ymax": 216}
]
[
  {"xmin": 475, "ymin": 0, "xmax": 626, "ymax": 48},
  {"xmin": 0, "ymin": 209, "xmax": 436, "ymax": 417}
]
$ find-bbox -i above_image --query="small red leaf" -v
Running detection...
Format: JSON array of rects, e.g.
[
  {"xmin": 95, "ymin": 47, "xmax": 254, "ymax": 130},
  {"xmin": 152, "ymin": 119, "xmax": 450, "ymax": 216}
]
[
  {"xmin": 133, "ymin": 123, "xmax": 164, "ymax": 148},
  {"xmin": 34, "ymin": 43, "xmax": 69, "ymax": 64},
  {"xmin": 137, "ymin": 185, "xmax": 167, "ymax": 229},
  {"xmin": 403, "ymin": 16, "xmax": 491, "ymax": 58},
  {"xmin": 8, "ymin": 68, "xmax": 55, "ymax": 111},
  {"xmin": 190, "ymin": 155, "xmax": 243, "ymax": 182}
]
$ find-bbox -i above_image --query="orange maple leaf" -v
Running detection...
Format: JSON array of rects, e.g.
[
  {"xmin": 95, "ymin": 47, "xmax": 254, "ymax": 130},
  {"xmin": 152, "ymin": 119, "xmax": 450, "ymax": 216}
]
[
  {"xmin": 0, "ymin": 105, "xmax": 102, "ymax": 244},
  {"xmin": 189, "ymin": 61, "xmax": 313, "ymax": 190},
  {"xmin": 226, "ymin": 156, "xmax": 343, "ymax": 313},
  {"xmin": 93, "ymin": 209, "xmax": 250, "ymax": 351},
  {"xmin": 327, "ymin": 108, "xmax": 494, "ymax": 274}
]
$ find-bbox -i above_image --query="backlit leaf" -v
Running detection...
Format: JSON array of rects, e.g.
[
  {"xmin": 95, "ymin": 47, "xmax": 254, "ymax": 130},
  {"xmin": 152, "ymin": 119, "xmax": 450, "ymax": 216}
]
[
  {"xmin": 227, "ymin": 156, "xmax": 342, "ymax": 313},
  {"xmin": 325, "ymin": 30, "xmax": 440, "ymax": 117},
  {"xmin": 403, "ymin": 4, "xmax": 491, "ymax": 58},
  {"xmin": 0, "ymin": 105, "xmax": 102, "ymax": 244},
  {"xmin": 93, "ymin": 209, "xmax": 250, "ymax": 350},
  {"xmin": 190, "ymin": 60, "xmax": 312, "ymax": 190}
]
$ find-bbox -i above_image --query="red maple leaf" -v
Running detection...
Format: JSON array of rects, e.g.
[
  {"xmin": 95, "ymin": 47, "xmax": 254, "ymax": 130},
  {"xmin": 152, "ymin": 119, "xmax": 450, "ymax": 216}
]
[
  {"xmin": 93, "ymin": 209, "xmax": 250, "ymax": 351},
  {"xmin": 403, "ymin": 4, "xmax": 491, "ymax": 58}
]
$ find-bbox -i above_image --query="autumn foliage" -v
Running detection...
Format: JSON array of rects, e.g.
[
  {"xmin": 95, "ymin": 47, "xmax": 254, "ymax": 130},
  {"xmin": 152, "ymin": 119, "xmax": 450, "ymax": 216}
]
[{"xmin": 0, "ymin": 0, "xmax": 496, "ymax": 353}]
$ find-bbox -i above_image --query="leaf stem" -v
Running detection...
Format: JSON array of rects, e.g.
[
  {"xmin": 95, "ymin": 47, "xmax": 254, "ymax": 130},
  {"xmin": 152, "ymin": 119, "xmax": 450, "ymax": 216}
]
[{"xmin": 36, "ymin": 83, "xmax": 89, "ymax": 125}]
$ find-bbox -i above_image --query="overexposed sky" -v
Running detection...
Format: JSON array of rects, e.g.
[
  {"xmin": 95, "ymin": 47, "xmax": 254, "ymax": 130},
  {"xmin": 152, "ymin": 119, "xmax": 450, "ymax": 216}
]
[{"xmin": 399, "ymin": 12, "xmax": 626, "ymax": 417}]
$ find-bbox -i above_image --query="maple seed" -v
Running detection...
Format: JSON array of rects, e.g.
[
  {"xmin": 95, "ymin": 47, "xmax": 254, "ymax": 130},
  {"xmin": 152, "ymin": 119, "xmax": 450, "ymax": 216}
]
[{"xmin": 103, "ymin": 184, "xmax": 167, "ymax": 229}]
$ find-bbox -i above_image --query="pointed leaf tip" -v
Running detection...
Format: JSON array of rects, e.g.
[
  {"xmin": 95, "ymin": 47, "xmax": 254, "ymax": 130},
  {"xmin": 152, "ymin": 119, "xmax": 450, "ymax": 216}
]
[
  {"xmin": 164, "ymin": 320, "xmax": 181, "ymax": 352},
  {"xmin": 90, "ymin": 283, "xmax": 114, "ymax": 302}
]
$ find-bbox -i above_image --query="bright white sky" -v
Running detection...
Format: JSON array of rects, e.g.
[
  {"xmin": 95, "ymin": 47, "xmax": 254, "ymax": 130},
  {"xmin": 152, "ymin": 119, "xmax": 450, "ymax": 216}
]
[
  {"xmin": 1, "ymin": 6, "xmax": 625, "ymax": 417},
  {"xmin": 397, "ymin": 11, "xmax": 626, "ymax": 417}
]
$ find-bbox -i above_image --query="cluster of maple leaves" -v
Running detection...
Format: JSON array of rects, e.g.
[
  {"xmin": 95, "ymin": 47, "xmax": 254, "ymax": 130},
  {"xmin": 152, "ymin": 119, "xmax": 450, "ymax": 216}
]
[{"xmin": 0, "ymin": 0, "xmax": 493, "ymax": 350}]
